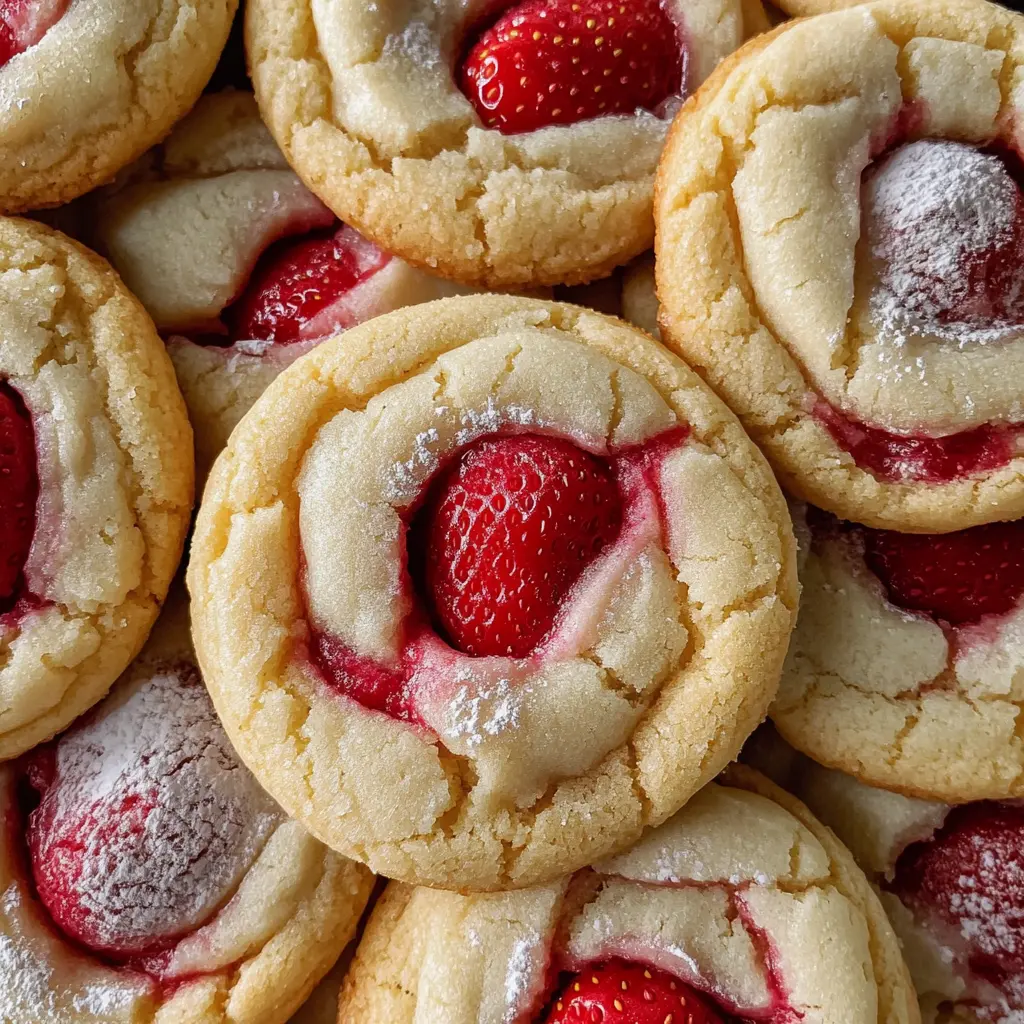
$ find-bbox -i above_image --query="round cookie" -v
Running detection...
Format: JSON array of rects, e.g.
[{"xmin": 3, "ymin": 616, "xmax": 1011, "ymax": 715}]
[
  {"xmin": 621, "ymin": 252, "xmax": 660, "ymax": 339},
  {"xmin": 187, "ymin": 294, "xmax": 798, "ymax": 891},
  {"xmin": 86, "ymin": 90, "xmax": 478, "ymax": 483},
  {"xmin": 774, "ymin": 504, "xmax": 1024, "ymax": 803},
  {"xmin": 2, "ymin": 586, "xmax": 375, "ymax": 1024},
  {"xmin": 0, "ymin": 216, "xmax": 193, "ymax": 761},
  {"xmin": 246, "ymin": 0, "xmax": 768, "ymax": 289},
  {"xmin": 337, "ymin": 765, "xmax": 918, "ymax": 1024},
  {"xmin": 656, "ymin": 0, "xmax": 1024, "ymax": 533},
  {"xmin": 758, "ymin": 736, "xmax": 1024, "ymax": 1024},
  {"xmin": 0, "ymin": 0, "xmax": 236, "ymax": 213}
]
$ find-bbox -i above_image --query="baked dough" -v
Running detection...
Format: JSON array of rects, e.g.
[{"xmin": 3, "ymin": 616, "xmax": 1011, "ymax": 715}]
[
  {"xmin": 246, "ymin": 0, "xmax": 767, "ymax": 288},
  {"xmin": 188, "ymin": 294, "xmax": 797, "ymax": 891},
  {"xmin": 656, "ymin": 0, "xmax": 1024, "ymax": 532},
  {"xmin": 0, "ymin": 216, "xmax": 193, "ymax": 760},
  {"xmin": 337, "ymin": 766, "xmax": 918, "ymax": 1024},
  {"xmin": 0, "ymin": 0, "xmax": 236, "ymax": 213}
]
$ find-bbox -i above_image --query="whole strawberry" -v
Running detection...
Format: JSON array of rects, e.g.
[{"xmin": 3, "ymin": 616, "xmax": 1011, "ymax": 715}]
[
  {"xmin": 228, "ymin": 225, "xmax": 388, "ymax": 344},
  {"xmin": 861, "ymin": 519, "xmax": 1024, "ymax": 626},
  {"xmin": 544, "ymin": 960, "xmax": 727, "ymax": 1024},
  {"xmin": 0, "ymin": 383, "xmax": 37, "ymax": 608},
  {"xmin": 460, "ymin": 0, "xmax": 684, "ymax": 135},
  {"xmin": 418, "ymin": 433, "xmax": 622, "ymax": 658}
]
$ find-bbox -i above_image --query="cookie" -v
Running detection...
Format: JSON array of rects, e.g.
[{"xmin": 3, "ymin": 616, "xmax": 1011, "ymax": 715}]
[
  {"xmin": 0, "ymin": 0, "xmax": 236, "ymax": 213},
  {"xmin": 0, "ymin": 216, "xmax": 193, "ymax": 761},
  {"xmin": 246, "ymin": 0, "xmax": 767, "ymax": 289},
  {"xmin": 187, "ymin": 294, "xmax": 798, "ymax": 891},
  {"xmin": 656, "ymin": 0, "xmax": 1024, "ymax": 533},
  {"xmin": 757, "ymin": 734, "xmax": 1024, "ymax": 1024},
  {"xmin": 1, "ymin": 586, "xmax": 374, "ymax": 1024},
  {"xmin": 774, "ymin": 503, "xmax": 1024, "ymax": 803},
  {"xmin": 86, "ymin": 90, "xmax": 478, "ymax": 484},
  {"xmin": 336, "ymin": 765, "xmax": 917, "ymax": 1024},
  {"xmin": 621, "ymin": 253, "xmax": 660, "ymax": 338}
]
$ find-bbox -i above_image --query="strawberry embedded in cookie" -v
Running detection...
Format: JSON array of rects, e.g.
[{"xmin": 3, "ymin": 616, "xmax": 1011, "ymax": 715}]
[
  {"xmin": 0, "ymin": 382, "xmax": 38, "ymax": 615},
  {"xmin": 459, "ymin": 0, "xmax": 685, "ymax": 135},
  {"xmin": 24, "ymin": 666, "xmax": 279, "ymax": 965},
  {"xmin": 860, "ymin": 519, "xmax": 1024, "ymax": 627},
  {"xmin": 892, "ymin": 803, "xmax": 1024, "ymax": 990},
  {"xmin": 0, "ymin": 0, "xmax": 69, "ymax": 68},
  {"xmin": 863, "ymin": 140, "xmax": 1024, "ymax": 340},
  {"xmin": 544, "ymin": 960, "xmax": 726, "ymax": 1024},
  {"xmin": 416, "ymin": 434, "xmax": 622, "ymax": 658},
  {"xmin": 224, "ymin": 224, "xmax": 390, "ymax": 345}
]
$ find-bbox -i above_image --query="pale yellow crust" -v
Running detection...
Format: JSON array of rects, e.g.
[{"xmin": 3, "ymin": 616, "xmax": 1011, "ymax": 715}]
[
  {"xmin": 655, "ymin": 0, "xmax": 1024, "ymax": 533},
  {"xmin": 0, "ymin": 589, "xmax": 375, "ymax": 1024},
  {"xmin": 245, "ymin": 0, "xmax": 765, "ymax": 289},
  {"xmin": 337, "ymin": 766, "xmax": 918, "ymax": 1024},
  {"xmin": 0, "ymin": 0, "xmax": 237, "ymax": 213},
  {"xmin": 0, "ymin": 217, "xmax": 194, "ymax": 760},
  {"xmin": 773, "ymin": 503, "xmax": 1024, "ymax": 803},
  {"xmin": 187, "ymin": 294, "xmax": 798, "ymax": 892}
]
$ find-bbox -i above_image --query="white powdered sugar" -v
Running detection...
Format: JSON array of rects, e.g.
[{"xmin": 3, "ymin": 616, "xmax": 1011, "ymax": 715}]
[
  {"xmin": 864, "ymin": 139, "xmax": 1023, "ymax": 346},
  {"xmin": 29, "ymin": 666, "xmax": 281, "ymax": 955},
  {"xmin": 454, "ymin": 397, "xmax": 538, "ymax": 448},
  {"xmin": 503, "ymin": 931, "xmax": 543, "ymax": 1023},
  {"xmin": 445, "ymin": 676, "xmax": 525, "ymax": 751}
]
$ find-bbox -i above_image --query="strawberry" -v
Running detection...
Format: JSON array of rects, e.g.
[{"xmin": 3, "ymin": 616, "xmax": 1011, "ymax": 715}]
[
  {"xmin": 0, "ymin": 383, "xmax": 37, "ymax": 610},
  {"xmin": 892, "ymin": 802, "xmax": 1024, "ymax": 976},
  {"xmin": 226, "ymin": 224, "xmax": 389, "ymax": 345},
  {"xmin": 0, "ymin": 0, "xmax": 69, "ymax": 68},
  {"xmin": 417, "ymin": 433, "xmax": 622, "ymax": 658},
  {"xmin": 459, "ymin": 0, "xmax": 684, "ymax": 135},
  {"xmin": 544, "ymin": 960, "xmax": 727, "ymax": 1024},
  {"xmin": 860, "ymin": 519, "xmax": 1024, "ymax": 626}
]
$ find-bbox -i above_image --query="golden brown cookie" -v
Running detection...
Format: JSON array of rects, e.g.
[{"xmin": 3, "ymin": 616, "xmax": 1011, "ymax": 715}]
[
  {"xmin": 246, "ymin": 0, "xmax": 768, "ymax": 289},
  {"xmin": 85, "ymin": 90, "xmax": 478, "ymax": 485},
  {"xmin": 188, "ymin": 294, "xmax": 798, "ymax": 891},
  {"xmin": 0, "ymin": 216, "xmax": 193, "ymax": 761},
  {"xmin": 1, "ymin": 587, "xmax": 375, "ymax": 1024},
  {"xmin": 656, "ymin": 0, "xmax": 1024, "ymax": 533},
  {"xmin": 774, "ymin": 503, "xmax": 1024, "ymax": 803},
  {"xmin": 0, "ymin": 0, "xmax": 236, "ymax": 213},
  {"xmin": 337, "ymin": 766, "xmax": 918, "ymax": 1024}
]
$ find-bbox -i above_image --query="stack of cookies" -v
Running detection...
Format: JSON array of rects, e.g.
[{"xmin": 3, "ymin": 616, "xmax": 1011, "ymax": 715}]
[{"xmin": 0, "ymin": 0, "xmax": 1020, "ymax": 1020}]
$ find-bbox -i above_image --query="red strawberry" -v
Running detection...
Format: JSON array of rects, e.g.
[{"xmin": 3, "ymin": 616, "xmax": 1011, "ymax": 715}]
[
  {"xmin": 417, "ymin": 434, "xmax": 622, "ymax": 658},
  {"xmin": 860, "ymin": 519, "xmax": 1024, "ymax": 626},
  {"xmin": 0, "ymin": 383, "xmax": 37, "ymax": 610},
  {"xmin": 892, "ymin": 802, "xmax": 1024, "ymax": 976},
  {"xmin": 226, "ymin": 224, "xmax": 389, "ymax": 345},
  {"xmin": 544, "ymin": 960, "xmax": 726, "ymax": 1024},
  {"xmin": 0, "ymin": 0, "xmax": 69, "ymax": 68},
  {"xmin": 459, "ymin": 0, "xmax": 684, "ymax": 135}
]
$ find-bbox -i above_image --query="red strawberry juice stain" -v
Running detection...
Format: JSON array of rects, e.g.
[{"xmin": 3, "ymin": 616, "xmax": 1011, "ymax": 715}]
[
  {"xmin": 459, "ymin": 0, "xmax": 685, "ymax": 135},
  {"xmin": 890, "ymin": 802, "xmax": 1024, "ymax": 1009},
  {"xmin": 0, "ymin": 0, "xmax": 70, "ymax": 68},
  {"xmin": 807, "ymin": 507, "xmax": 1024, "ymax": 630},
  {"xmin": 194, "ymin": 224, "xmax": 389, "ymax": 348},
  {"xmin": 308, "ymin": 427, "xmax": 688, "ymax": 719},
  {"xmin": 0, "ymin": 381, "xmax": 38, "ymax": 619},
  {"xmin": 814, "ymin": 400, "xmax": 1019, "ymax": 485},
  {"xmin": 811, "ymin": 139, "xmax": 1024, "ymax": 484}
]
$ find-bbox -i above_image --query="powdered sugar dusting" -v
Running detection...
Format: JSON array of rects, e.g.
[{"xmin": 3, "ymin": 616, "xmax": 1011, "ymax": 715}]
[
  {"xmin": 445, "ymin": 675, "xmax": 525, "ymax": 750},
  {"xmin": 503, "ymin": 930, "xmax": 543, "ymax": 1023},
  {"xmin": 865, "ymin": 139, "xmax": 1024, "ymax": 347},
  {"xmin": 28, "ymin": 666, "xmax": 281, "ymax": 958}
]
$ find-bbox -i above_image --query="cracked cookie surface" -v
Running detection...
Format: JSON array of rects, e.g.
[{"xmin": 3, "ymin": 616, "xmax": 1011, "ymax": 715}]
[
  {"xmin": 774, "ymin": 504, "xmax": 1024, "ymax": 803},
  {"xmin": 336, "ymin": 766, "xmax": 918, "ymax": 1024},
  {"xmin": 187, "ymin": 294, "xmax": 797, "ymax": 891},
  {"xmin": 0, "ymin": 0, "xmax": 236, "ymax": 213},
  {"xmin": 86, "ymin": 90, "xmax": 477, "ymax": 484},
  {"xmin": 0, "ymin": 216, "xmax": 193, "ymax": 761},
  {"xmin": 0, "ymin": 587, "xmax": 375, "ymax": 1024},
  {"xmin": 245, "ymin": 0, "xmax": 766, "ymax": 289},
  {"xmin": 656, "ymin": 0, "xmax": 1024, "ymax": 533}
]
